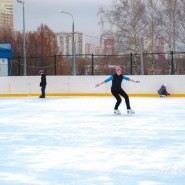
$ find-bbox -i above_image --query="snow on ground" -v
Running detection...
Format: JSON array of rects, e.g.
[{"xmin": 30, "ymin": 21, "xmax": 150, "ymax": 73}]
[{"xmin": 0, "ymin": 97, "xmax": 185, "ymax": 185}]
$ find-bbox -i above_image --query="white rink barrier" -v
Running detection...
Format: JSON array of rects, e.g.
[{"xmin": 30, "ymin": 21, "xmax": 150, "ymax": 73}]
[{"xmin": 0, "ymin": 75, "xmax": 185, "ymax": 97}]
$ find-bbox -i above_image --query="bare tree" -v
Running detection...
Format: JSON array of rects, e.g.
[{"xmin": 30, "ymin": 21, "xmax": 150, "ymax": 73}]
[
  {"xmin": 12, "ymin": 32, "xmax": 23, "ymax": 57},
  {"xmin": 27, "ymin": 24, "xmax": 59, "ymax": 75},
  {"xmin": 159, "ymin": 0, "xmax": 181, "ymax": 52},
  {"xmin": 0, "ymin": 27, "xmax": 13, "ymax": 42},
  {"xmin": 98, "ymin": 0, "xmax": 147, "ymax": 74},
  {"xmin": 144, "ymin": 0, "xmax": 161, "ymax": 74},
  {"xmin": 12, "ymin": 24, "xmax": 59, "ymax": 75},
  {"xmin": 98, "ymin": 0, "xmax": 147, "ymax": 53},
  {"xmin": 158, "ymin": 0, "xmax": 185, "ymax": 73},
  {"xmin": 175, "ymin": 0, "xmax": 185, "ymax": 47}
]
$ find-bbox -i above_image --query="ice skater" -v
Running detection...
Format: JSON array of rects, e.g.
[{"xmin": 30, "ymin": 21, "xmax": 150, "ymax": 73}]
[
  {"xmin": 39, "ymin": 70, "xmax": 47, "ymax": 98},
  {"xmin": 95, "ymin": 66, "xmax": 140, "ymax": 115},
  {"xmin": 158, "ymin": 83, "xmax": 170, "ymax": 97}
]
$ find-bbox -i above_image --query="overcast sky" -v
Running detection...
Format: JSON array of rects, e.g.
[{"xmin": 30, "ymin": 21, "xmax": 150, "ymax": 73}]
[{"xmin": 13, "ymin": 0, "xmax": 112, "ymax": 45}]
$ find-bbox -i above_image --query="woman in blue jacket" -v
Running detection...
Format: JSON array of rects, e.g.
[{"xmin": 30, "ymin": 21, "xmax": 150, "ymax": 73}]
[{"xmin": 95, "ymin": 66, "xmax": 140, "ymax": 115}]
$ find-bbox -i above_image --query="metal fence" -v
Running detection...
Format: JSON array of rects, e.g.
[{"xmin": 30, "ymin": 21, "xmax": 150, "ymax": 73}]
[{"xmin": 10, "ymin": 51, "xmax": 185, "ymax": 76}]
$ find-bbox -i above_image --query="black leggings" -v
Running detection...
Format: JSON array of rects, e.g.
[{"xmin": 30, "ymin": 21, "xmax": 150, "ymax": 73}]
[{"xmin": 111, "ymin": 89, "xmax": 131, "ymax": 110}]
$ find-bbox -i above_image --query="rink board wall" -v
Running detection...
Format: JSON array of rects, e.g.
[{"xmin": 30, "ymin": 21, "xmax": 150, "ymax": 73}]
[{"xmin": 0, "ymin": 75, "xmax": 185, "ymax": 97}]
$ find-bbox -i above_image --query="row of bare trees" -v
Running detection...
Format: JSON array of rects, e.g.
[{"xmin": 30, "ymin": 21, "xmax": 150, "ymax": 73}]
[
  {"xmin": 0, "ymin": 24, "xmax": 60, "ymax": 75},
  {"xmin": 98, "ymin": 0, "xmax": 185, "ymax": 53},
  {"xmin": 97, "ymin": 0, "xmax": 185, "ymax": 74},
  {"xmin": 1, "ymin": 1, "xmax": 185, "ymax": 75},
  {"xmin": 0, "ymin": 24, "xmax": 59, "ymax": 57}
]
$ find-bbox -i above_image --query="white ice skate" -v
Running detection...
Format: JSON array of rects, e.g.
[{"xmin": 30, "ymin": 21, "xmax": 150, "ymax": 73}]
[
  {"xmin": 127, "ymin": 109, "xmax": 135, "ymax": 114},
  {"xmin": 114, "ymin": 109, "xmax": 121, "ymax": 115}
]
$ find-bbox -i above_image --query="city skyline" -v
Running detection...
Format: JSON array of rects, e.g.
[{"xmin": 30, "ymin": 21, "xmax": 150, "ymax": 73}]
[
  {"xmin": 13, "ymin": 0, "xmax": 112, "ymax": 45},
  {"xmin": 1, "ymin": 0, "xmax": 166, "ymax": 55}
]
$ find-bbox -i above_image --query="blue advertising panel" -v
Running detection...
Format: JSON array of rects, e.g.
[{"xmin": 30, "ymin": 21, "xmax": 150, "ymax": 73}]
[{"xmin": 0, "ymin": 42, "xmax": 12, "ymax": 76}]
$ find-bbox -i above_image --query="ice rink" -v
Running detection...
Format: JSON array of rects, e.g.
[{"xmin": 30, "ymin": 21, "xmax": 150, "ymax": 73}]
[{"xmin": 0, "ymin": 96, "xmax": 185, "ymax": 185}]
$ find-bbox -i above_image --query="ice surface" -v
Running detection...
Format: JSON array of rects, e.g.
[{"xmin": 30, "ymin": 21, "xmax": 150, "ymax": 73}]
[{"xmin": 0, "ymin": 97, "xmax": 185, "ymax": 185}]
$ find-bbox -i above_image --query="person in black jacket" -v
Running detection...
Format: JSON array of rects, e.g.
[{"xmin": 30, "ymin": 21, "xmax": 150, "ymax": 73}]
[
  {"xmin": 39, "ymin": 70, "xmax": 47, "ymax": 98},
  {"xmin": 95, "ymin": 66, "xmax": 140, "ymax": 115}
]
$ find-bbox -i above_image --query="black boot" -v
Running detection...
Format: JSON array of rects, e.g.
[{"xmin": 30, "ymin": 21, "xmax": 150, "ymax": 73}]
[{"xmin": 39, "ymin": 95, "xmax": 45, "ymax": 98}]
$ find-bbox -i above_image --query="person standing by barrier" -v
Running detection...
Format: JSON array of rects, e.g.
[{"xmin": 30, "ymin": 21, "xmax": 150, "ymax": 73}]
[
  {"xmin": 39, "ymin": 70, "xmax": 47, "ymax": 98},
  {"xmin": 95, "ymin": 66, "xmax": 140, "ymax": 115}
]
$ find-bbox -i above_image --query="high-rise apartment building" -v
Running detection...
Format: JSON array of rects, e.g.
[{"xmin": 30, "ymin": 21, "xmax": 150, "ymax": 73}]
[
  {"xmin": 85, "ymin": 43, "xmax": 96, "ymax": 55},
  {"xmin": 94, "ymin": 46, "xmax": 104, "ymax": 55},
  {"xmin": 0, "ymin": 0, "xmax": 13, "ymax": 30},
  {"xmin": 104, "ymin": 38, "xmax": 116, "ymax": 55},
  {"xmin": 143, "ymin": 36, "xmax": 164, "ymax": 53},
  {"xmin": 57, "ymin": 32, "xmax": 85, "ymax": 55}
]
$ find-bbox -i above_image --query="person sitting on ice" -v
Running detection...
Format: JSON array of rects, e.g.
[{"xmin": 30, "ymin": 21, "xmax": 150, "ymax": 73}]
[{"xmin": 158, "ymin": 83, "xmax": 170, "ymax": 97}]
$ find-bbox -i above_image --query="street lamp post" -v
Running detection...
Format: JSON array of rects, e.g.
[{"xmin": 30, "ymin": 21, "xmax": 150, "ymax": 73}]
[
  {"xmin": 17, "ymin": 0, "xmax": 26, "ymax": 76},
  {"xmin": 59, "ymin": 10, "xmax": 76, "ymax": 75}
]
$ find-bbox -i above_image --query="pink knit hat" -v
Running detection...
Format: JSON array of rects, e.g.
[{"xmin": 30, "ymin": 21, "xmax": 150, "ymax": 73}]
[{"xmin": 116, "ymin": 66, "xmax": 122, "ymax": 72}]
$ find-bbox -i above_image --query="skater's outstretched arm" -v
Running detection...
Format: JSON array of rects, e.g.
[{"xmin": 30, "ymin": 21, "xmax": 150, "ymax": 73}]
[
  {"xmin": 122, "ymin": 75, "xmax": 140, "ymax": 83},
  {"xmin": 128, "ymin": 78, "xmax": 140, "ymax": 83},
  {"xmin": 95, "ymin": 76, "xmax": 113, "ymax": 87},
  {"xmin": 95, "ymin": 81, "xmax": 105, "ymax": 87}
]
